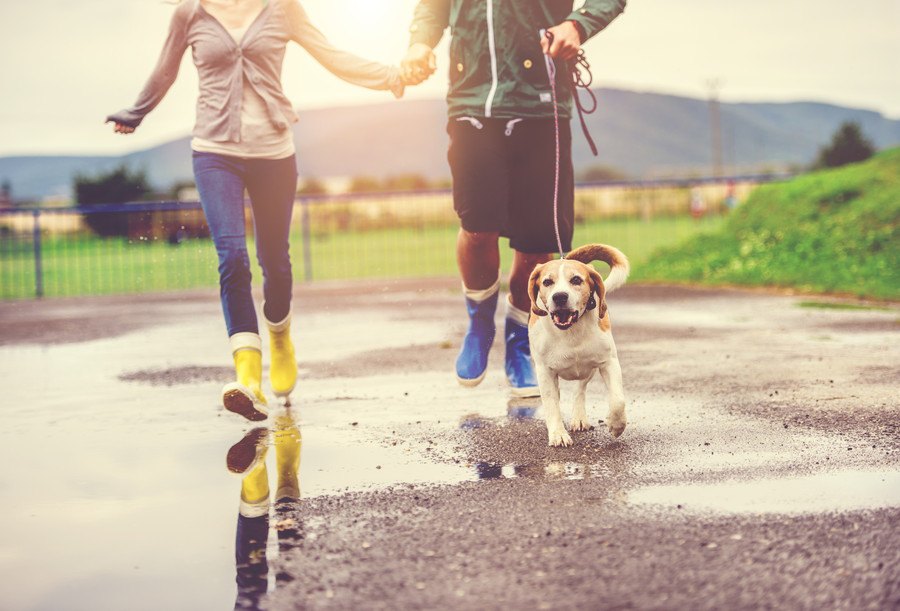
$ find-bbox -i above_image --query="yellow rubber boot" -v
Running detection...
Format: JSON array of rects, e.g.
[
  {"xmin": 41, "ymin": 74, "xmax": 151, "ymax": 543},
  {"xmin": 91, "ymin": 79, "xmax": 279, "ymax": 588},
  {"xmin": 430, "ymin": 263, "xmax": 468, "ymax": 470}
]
[
  {"xmin": 223, "ymin": 333, "xmax": 269, "ymax": 421},
  {"xmin": 273, "ymin": 412, "xmax": 301, "ymax": 502},
  {"xmin": 265, "ymin": 309, "xmax": 297, "ymax": 400},
  {"xmin": 239, "ymin": 456, "xmax": 270, "ymax": 517}
]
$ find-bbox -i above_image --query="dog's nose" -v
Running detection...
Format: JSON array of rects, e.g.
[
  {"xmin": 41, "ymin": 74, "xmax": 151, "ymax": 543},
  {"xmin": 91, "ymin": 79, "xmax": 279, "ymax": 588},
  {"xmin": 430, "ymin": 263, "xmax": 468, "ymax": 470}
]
[{"xmin": 552, "ymin": 292, "xmax": 568, "ymax": 305}]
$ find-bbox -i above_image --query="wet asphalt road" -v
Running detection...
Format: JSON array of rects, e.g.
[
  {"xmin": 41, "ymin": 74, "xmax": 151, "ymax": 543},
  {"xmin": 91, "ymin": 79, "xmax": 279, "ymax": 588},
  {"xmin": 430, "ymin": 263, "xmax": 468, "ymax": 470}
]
[{"xmin": 0, "ymin": 279, "xmax": 898, "ymax": 610}]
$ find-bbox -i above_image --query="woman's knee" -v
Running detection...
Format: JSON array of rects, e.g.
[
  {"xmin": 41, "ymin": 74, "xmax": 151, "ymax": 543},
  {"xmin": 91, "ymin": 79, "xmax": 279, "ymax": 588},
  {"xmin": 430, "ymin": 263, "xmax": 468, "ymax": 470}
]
[{"xmin": 216, "ymin": 239, "xmax": 252, "ymax": 278}]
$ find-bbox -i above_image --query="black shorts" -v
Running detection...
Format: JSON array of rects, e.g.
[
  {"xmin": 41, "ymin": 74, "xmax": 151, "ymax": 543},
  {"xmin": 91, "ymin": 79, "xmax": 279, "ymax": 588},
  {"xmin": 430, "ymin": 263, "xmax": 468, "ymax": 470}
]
[{"xmin": 447, "ymin": 117, "xmax": 574, "ymax": 254}]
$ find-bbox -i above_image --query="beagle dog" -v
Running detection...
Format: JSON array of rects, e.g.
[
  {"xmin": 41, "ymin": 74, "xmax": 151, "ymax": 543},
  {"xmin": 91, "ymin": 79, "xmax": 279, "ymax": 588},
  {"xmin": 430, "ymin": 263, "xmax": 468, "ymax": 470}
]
[{"xmin": 528, "ymin": 244, "xmax": 630, "ymax": 447}]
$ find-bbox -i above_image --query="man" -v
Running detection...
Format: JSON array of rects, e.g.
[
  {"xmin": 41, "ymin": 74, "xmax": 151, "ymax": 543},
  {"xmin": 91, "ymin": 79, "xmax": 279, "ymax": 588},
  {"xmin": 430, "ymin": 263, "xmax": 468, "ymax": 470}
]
[{"xmin": 402, "ymin": 1, "xmax": 626, "ymax": 396}]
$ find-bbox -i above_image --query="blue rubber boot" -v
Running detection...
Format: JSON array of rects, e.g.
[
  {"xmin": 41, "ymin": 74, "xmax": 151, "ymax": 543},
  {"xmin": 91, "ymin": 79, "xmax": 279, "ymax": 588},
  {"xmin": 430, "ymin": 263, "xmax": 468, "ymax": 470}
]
[
  {"xmin": 505, "ymin": 317, "xmax": 539, "ymax": 398},
  {"xmin": 455, "ymin": 291, "xmax": 498, "ymax": 387}
]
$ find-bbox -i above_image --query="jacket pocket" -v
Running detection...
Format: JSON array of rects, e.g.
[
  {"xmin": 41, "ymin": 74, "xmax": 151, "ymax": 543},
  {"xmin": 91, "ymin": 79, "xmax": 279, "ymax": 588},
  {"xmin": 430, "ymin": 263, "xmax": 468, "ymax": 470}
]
[
  {"xmin": 449, "ymin": 36, "xmax": 463, "ymax": 86},
  {"xmin": 449, "ymin": 32, "xmax": 490, "ymax": 91},
  {"xmin": 517, "ymin": 48, "xmax": 550, "ymax": 89}
]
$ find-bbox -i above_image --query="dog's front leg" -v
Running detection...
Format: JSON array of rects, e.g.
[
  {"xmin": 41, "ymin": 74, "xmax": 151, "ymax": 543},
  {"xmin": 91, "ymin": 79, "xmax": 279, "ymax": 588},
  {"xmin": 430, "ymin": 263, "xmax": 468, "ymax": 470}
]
[
  {"xmin": 537, "ymin": 366, "xmax": 571, "ymax": 447},
  {"xmin": 570, "ymin": 375, "xmax": 595, "ymax": 432},
  {"xmin": 599, "ymin": 357, "xmax": 627, "ymax": 438}
]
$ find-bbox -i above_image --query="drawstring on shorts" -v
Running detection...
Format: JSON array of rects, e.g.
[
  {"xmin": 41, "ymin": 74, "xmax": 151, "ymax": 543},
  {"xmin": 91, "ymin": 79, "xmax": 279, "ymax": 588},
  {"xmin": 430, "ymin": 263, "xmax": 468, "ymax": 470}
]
[{"xmin": 504, "ymin": 119, "xmax": 523, "ymax": 136}]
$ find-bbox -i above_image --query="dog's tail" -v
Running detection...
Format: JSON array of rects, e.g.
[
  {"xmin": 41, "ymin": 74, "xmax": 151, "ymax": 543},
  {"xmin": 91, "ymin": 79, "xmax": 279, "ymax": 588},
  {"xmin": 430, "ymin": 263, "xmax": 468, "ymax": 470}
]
[{"xmin": 566, "ymin": 244, "xmax": 630, "ymax": 294}]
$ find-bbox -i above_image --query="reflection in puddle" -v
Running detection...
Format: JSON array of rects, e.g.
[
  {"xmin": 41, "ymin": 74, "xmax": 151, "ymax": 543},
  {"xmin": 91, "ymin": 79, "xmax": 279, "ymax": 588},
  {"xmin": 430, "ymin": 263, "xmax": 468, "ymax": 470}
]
[
  {"xmin": 227, "ymin": 408, "xmax": 481, "ymax": 609},
  {"xmin": 506, "ymin": 397, "xmax": 540, "ymax": 421},
  {"xmin": 475, "ymin": 461, "xmax": 611, "ymax": 481},
  {"xmin": 630, "ymin": 469, "xmax": 900, "ymax": 515},
  {"xmin": 230, "ymin": 411, "xmax": 303, "ymax": 610},
  {"xmin": 460, "ymin": 399, "xmax": 539, "ymax": 431}
]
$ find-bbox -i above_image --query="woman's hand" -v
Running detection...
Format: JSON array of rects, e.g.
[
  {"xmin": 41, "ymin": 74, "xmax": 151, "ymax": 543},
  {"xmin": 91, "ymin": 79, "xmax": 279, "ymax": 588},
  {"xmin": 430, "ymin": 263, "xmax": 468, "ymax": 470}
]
[{"xmin": 108, "ymin": 121, "xmax": 135, "ymax": 135}]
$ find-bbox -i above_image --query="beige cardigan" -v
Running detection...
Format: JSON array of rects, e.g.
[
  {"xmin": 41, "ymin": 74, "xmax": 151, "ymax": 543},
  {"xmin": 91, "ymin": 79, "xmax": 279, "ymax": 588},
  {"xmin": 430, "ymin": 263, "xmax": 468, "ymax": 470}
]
[{"xmin": 108, "ymin": 0, "xmax": 402, "ymax": 143}]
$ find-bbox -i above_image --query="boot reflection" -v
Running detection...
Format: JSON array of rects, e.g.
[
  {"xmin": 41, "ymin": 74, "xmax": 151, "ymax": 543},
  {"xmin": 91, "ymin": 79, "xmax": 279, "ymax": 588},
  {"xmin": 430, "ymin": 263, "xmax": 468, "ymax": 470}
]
[{"xmin": 232, "ymin": 409, "xmax": 302, "ymax": 610}]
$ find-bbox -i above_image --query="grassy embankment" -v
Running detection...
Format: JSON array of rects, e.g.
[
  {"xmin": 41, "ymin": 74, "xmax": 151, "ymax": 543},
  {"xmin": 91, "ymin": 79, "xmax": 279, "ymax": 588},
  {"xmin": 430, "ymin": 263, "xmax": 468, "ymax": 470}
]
[{"xmin": 634, "ymin": 148, "xmax": 900, "ymax": 300}]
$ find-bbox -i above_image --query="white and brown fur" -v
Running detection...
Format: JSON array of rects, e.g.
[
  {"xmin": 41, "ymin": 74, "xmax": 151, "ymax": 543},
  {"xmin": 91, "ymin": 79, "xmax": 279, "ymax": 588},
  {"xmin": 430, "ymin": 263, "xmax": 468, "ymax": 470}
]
[{"xmin": 528, "ymin": 244, "xmax": 630, "ymax": 447}]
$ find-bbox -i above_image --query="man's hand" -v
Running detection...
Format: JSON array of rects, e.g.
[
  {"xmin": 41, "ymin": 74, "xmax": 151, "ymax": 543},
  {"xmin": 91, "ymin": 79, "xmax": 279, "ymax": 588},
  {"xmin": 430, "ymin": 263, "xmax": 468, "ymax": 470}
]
[
  {"xmin": 401, "ymin": 42, "xmax": 437, "ymax": 86},
  {"xmin": 541, "ymin": 21, "xmax": 582, "ymax": 61}
]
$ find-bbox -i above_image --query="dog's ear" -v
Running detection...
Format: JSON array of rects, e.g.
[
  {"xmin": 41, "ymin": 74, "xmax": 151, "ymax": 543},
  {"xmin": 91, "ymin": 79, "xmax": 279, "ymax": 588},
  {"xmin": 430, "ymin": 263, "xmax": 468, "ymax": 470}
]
[
  {"xmin": 529, "ymin": 264, "xmax": 548, "ymax": 316},
  {"xmin": 587, "ymin": 266, "xmax": 607, "ymax": 317}
]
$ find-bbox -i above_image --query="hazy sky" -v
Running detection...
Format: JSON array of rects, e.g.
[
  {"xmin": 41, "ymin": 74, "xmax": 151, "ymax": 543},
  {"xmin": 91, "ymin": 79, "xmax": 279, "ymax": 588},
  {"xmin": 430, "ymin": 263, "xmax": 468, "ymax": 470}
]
[{"xmin": 0, "ymin": 0, "xmax": 897, "ymax": 156}]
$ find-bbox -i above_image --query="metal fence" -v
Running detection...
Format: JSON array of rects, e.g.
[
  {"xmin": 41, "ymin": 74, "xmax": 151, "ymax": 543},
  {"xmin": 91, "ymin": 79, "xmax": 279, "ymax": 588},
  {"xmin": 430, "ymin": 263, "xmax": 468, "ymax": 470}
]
[{"xmin": 0, "ymin": 175, "xmax": 788, "ymax": 300}]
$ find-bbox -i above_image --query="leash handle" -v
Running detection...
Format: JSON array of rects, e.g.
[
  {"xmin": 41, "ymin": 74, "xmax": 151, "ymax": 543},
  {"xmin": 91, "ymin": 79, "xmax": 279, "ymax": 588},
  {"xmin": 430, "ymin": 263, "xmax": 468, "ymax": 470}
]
[
  {"xmin": 570, "ymin": 52, "xmax": 599, "ymax": 156},
  {"xmin": 540, "ymin": 29, "xmax": 566, "ymax": 260},
  {"xmin": 542, "ymin": 29, "xmax": 599, "ymax": 158}
]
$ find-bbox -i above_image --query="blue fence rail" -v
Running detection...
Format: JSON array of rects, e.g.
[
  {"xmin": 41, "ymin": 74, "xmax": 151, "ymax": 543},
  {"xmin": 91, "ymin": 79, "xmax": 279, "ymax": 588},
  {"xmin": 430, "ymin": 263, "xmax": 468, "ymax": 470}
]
[{"xmin": 0, "ymin": 174, "xmax": 790, "ymax": 300}]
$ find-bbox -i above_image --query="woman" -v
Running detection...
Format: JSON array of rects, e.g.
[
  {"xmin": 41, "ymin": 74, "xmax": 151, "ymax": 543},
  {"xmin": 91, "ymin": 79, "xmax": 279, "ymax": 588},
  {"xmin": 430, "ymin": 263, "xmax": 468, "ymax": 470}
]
[{"xmin": 108, "ymin": 0, "xmax": 408, "ymax": 420}]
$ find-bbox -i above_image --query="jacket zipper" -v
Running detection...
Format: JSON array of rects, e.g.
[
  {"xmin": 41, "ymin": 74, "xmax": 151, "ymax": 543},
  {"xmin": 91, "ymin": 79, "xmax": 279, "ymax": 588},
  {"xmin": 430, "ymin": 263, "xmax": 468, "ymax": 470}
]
[{"xmin": 484, "ymin": 0, "xmax": 499, "ymax": 118}]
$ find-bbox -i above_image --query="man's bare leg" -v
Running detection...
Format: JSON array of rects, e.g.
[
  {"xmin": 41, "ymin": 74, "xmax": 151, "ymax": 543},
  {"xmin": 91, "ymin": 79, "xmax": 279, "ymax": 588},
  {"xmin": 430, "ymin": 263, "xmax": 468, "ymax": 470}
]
[
  {"xmin": 509, "ymin": 250, "xmax": 553, "ymax": 312},
  {"xmin": 457, "ymin": 228, "xmax": 501, "ymax": 290},
  {"xmin": 455, "ymin": 228, "xmax": 501, "ymax": 386}
]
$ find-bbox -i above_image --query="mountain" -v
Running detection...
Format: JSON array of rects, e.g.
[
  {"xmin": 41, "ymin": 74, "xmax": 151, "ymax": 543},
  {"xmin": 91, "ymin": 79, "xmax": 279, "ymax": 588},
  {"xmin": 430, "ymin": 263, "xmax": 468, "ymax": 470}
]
[{"xmin": 3, "ymin": 88, "xmax": 899, "ymax": 201}]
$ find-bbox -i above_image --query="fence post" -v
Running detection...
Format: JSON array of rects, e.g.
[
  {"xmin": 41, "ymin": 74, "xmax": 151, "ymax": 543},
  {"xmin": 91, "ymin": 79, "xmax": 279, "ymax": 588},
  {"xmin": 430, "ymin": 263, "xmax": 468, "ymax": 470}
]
[
  {"xmin": 300, "ymin": 198, "xmax": 312, "ymax": 282},
  {"xmin": 32, "ymin": 209, "xmax": 44, "ymax": 299}
]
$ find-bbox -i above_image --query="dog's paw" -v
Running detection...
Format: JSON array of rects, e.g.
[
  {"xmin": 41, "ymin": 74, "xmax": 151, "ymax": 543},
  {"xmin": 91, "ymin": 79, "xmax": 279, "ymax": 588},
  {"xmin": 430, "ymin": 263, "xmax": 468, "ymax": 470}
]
[
  {"xmin": 606, "ymin": 411, "xmax": 627, "ymax": 438},
  {"xmin": 547, "ymin": 426, "xmax": 574, "ymax": 447},
  {"xmin": 570, "ymin": 417, "xmax": 594, "ymax": 433}
]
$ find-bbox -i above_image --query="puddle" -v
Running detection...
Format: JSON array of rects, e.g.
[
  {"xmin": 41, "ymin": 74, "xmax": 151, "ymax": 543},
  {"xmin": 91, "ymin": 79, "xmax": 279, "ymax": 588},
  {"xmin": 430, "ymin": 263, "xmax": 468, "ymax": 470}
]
[
  {"xmin": 2, "ymin": 286, "xmax": 898, "ymax": 609},
  {"xmin": 630, "ymin": 469, "xmax": 900, "ymax": 515},
  {"xmin": 279, "ymin": 424, "xmax": 473, "ymax": 498},
  {"xmin": 472, "ymin": 461, "xmax": 612, "ymax": 481}
]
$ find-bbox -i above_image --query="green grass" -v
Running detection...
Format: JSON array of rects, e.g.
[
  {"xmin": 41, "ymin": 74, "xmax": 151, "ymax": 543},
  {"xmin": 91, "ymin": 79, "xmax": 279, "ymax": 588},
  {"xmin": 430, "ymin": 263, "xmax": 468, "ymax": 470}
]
[
  {"xmin": 796, "ymin": 301, "xmax": 894, "ymax": 312},
  {"xmin": 634, "ymin": 148, "xmax": 900, "ymax": 300},
  {"xmin": 1, "ymin": 214, "xmax": 722, "ymax": 300}
]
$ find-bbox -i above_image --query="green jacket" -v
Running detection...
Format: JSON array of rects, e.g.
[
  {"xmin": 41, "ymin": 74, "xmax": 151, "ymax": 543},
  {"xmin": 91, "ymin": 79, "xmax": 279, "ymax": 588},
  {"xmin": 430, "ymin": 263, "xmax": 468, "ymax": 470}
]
[{"xmin": 409, "ymin": 0, "xmax": 626, "ymax": 120}]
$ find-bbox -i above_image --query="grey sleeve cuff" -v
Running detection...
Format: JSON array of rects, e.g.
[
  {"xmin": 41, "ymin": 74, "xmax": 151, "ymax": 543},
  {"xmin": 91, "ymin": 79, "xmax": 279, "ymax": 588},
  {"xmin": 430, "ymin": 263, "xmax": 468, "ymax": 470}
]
[{"xmin": 105, "ymin": 110, "xmax": 144, "ymax": 129}]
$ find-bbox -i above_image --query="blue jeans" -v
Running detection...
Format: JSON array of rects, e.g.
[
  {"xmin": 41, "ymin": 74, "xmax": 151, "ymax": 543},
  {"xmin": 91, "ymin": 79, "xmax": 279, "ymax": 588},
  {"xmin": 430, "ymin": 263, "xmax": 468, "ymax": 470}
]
[{"xmin": 192, "ymin": 152, "xmax": 298, "ymax": 337}]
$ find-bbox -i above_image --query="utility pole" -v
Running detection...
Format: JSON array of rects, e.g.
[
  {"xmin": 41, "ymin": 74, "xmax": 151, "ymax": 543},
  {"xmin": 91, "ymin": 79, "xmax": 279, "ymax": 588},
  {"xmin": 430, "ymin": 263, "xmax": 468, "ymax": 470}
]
[{"xmin": 707, "ymin": 78, "xmax": 723, "ymax": 177}]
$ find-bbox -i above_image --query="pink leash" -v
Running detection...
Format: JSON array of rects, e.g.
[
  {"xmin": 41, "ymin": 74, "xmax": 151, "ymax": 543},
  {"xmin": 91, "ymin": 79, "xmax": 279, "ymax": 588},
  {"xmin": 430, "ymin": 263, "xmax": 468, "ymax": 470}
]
[
  {"xmin": 540, "ymin": 29, "xmax": 600, "ymax": 260},
  {"xmin": 541, "ymin": 29, "xmax": 566, "ymax": 260}
]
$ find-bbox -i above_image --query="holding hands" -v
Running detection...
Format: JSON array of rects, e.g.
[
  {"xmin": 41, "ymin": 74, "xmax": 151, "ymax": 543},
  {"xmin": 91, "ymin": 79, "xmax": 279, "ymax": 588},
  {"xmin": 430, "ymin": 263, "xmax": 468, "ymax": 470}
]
[{"xmin": 401, "ymin": 43, "xmax": 437, "ymax": 86}]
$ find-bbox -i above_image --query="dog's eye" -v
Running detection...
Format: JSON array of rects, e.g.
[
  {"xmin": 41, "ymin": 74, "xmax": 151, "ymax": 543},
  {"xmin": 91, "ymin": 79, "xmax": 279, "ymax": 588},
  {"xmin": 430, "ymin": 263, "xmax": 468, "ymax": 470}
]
[
  {"xmin": 570, "ymin": 276, "xmax": 584, "ymax": 286},
  {"xmin": 542, "ymin": 278, "xmax": 554, "ymax": 287}
]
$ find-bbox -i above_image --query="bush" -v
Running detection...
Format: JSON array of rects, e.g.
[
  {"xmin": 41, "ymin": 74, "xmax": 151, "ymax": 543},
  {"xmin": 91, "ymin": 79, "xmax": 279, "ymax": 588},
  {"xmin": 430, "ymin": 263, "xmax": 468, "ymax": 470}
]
[
  {"xmin": 75, "ymin": 165, "xmax": 152, "ymax": 237},
  {"xmin": 813, "ymin": 122, "xmax": 876, "ymax": 169},
  {"xmin": 298, "ymin": 178, "xmax": 328, "ymax": 196},
  {"xmin": 347, "ymin": 174, "xmax": 437, "ymax": 194},
  {"xmin": 578, "ymin": 165, "xmax": 628, "ymax": 182}
]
